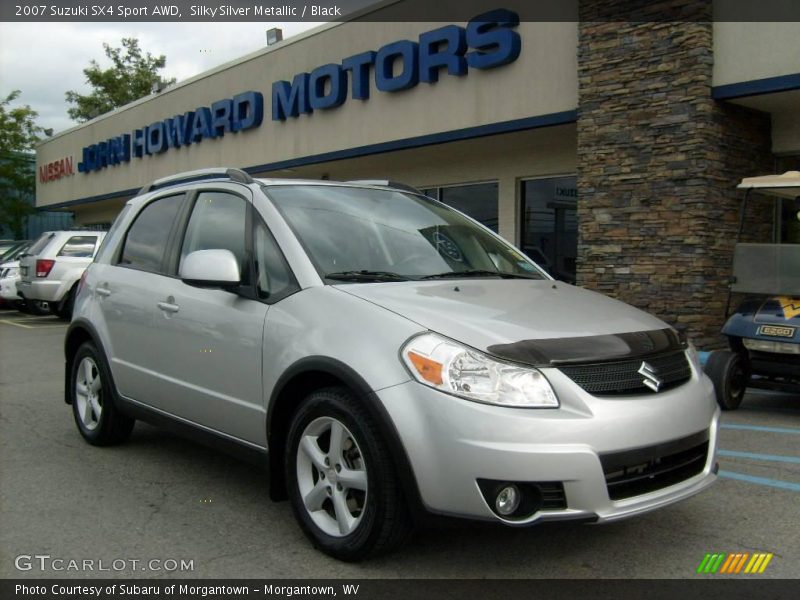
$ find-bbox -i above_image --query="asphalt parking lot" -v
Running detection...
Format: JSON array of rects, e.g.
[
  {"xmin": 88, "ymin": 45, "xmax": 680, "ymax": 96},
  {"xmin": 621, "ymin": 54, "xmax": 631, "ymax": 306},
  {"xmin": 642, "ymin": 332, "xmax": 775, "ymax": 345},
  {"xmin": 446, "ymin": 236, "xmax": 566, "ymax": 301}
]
[{"xmin": 0, "ymin": 310, "xmax": 798, "ymax": 579}]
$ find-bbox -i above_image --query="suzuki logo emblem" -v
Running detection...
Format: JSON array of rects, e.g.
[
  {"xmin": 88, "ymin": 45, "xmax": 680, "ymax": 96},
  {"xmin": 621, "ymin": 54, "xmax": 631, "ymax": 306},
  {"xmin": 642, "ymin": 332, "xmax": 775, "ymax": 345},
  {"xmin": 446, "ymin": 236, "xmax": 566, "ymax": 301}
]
[{"xmin": 638, "ymin": 361, "xmax": 663, "ymax": 392}]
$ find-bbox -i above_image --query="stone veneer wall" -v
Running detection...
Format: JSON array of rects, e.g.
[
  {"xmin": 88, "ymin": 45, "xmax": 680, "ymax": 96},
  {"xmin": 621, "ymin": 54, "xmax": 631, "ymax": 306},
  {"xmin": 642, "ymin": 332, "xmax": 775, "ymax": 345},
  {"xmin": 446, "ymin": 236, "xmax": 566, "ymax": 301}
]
[{"xmin": 576, "ymin": 1, "xmax": 774, "ymax": 349}]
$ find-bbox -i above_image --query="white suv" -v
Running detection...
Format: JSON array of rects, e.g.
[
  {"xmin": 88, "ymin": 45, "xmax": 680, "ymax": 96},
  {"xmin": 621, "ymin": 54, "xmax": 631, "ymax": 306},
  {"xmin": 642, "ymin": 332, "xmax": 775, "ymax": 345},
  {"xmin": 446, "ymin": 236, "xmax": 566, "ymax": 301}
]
[{"xmin": 17, "ymin": 230, "xmax": 106, "ymax": 319}]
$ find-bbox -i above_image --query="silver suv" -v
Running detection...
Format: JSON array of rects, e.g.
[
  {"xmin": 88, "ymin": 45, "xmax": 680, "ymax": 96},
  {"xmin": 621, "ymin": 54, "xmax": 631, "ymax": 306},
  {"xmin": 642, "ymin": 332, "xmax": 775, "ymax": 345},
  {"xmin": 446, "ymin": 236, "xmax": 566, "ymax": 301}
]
[
  {"xmin": 18, "ymin": 230, "xmax": 106, "ymax": 319},
  {"xmin": 65, "ymin": 168, "xmax": 719, "ymax": 561}
]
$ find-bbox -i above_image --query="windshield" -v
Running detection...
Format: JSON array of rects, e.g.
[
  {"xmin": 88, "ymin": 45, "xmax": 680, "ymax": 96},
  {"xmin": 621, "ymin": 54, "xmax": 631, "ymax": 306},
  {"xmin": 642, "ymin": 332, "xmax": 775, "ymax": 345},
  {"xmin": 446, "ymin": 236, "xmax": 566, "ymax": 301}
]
[{"xmin": 264, "ymin": 185, "xmax": 547, "ymax": 282}]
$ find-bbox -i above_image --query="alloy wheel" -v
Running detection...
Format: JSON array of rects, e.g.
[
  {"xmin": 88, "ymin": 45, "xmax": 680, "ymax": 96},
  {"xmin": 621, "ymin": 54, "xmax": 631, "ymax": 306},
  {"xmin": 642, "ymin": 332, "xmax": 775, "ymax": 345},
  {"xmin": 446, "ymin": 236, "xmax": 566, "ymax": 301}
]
[
  {"xmin": 295, "ymin": 416, "xmax": 368, "ymax": 537},
  {"xmin": 75, "ymin": 357, "xmax": 102, "ymax": 431}
]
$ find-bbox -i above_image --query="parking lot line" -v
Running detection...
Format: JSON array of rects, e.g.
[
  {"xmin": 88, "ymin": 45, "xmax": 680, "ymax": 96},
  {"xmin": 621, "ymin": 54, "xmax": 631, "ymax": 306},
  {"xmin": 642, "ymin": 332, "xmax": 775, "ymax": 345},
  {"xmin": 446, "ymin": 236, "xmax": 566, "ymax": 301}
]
[
  {"xmin": 720, "ymin": 423, "xmax": 800, "ymax": 435},
  {"xmin": 718, "ymin": 449, "xmax": 800, "ymax": 464},
  {"xmin": 718, "ymin": 470, "xmax": 800, "ymax": 492},
  {"xmin": 0, "ymin": 319, "xmax": 34, "ymax": 329},
  {"xmin": 0, "ymin": 319, "xmax": 66, "ymax": 329}
]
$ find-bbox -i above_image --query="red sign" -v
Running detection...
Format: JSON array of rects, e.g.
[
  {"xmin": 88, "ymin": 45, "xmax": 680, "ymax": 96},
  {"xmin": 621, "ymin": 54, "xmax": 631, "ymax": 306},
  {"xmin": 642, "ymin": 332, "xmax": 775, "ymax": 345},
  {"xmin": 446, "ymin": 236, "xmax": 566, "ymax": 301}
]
[{"xmin": 39, "ymin": 157, "xmax": 75, "ymax": 183}]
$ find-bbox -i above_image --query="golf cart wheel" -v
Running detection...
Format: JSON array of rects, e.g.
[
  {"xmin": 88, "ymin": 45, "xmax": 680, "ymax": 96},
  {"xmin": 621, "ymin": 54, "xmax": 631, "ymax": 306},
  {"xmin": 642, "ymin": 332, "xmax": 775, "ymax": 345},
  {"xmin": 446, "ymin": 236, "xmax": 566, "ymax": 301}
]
[{"xmin": 704, "ymin": 350, "xmax": 748, "ymax": 411}]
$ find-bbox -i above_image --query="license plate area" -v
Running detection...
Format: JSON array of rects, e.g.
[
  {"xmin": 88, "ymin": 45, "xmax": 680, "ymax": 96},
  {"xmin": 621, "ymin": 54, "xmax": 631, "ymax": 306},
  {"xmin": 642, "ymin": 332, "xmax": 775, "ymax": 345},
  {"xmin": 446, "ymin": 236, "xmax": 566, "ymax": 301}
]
[{"xmin": 758, "ymin": 325, "xmax": 796, "ymax": 339}]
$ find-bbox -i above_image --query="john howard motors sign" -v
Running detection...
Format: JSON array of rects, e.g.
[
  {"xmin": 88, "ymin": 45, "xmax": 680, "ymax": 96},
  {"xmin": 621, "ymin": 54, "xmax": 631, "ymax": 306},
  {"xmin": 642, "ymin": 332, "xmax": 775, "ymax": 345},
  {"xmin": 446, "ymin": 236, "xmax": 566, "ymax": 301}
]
[{"xmin": 77, "ymin": 9, "xmax": 521, "ymax": 175}]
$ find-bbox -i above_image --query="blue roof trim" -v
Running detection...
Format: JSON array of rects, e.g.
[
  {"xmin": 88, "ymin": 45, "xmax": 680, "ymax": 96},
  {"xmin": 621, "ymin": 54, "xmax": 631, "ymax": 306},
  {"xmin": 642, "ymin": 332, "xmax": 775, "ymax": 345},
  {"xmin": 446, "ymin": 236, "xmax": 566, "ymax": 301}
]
[
  {"xmin": 245, "ymin": 110, "xmax": 577, "ymax": 174},
  {"xmin": 41, "ymin": 110, "xmax": 578, "ymax": 210},
  {"xmin": 712, "ymin": 72, "xmax": 800, "ymax": 100},
  {"xmin": 44, "ymin": 187, "xmax": 141, "ymax": 210}
]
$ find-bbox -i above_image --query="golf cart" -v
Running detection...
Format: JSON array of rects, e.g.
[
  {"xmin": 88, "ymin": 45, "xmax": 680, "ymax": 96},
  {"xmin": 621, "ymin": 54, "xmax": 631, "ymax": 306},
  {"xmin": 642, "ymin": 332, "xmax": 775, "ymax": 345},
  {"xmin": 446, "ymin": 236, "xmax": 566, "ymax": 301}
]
[{"xmin": 704, "ymin": 171, "xmax": 800, "ymax": 409}]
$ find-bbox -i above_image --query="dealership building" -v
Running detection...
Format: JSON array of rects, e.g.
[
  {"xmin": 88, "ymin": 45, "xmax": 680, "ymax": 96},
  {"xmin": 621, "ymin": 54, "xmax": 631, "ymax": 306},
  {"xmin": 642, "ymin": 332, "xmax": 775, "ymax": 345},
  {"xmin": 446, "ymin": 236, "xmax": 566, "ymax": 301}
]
[{"xmin": 35, "ymin": 1, "xmax": 800, "ymax": 348}]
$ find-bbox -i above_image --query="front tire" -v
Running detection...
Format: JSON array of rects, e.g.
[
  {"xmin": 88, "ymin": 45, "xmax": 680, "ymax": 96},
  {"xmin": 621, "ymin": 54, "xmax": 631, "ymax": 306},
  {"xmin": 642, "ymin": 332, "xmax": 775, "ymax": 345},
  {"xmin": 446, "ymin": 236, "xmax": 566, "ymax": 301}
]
[
  {"xmin": 704, "ymin": 350, "xmax": 747, "ymax": 410},
  {"xmin": 70, "ymin": 341, "xmax": 135, "ymax": 445},
  {"xmin": 285, "ymin": 387, "xmax": 412, "ymax": 561}
]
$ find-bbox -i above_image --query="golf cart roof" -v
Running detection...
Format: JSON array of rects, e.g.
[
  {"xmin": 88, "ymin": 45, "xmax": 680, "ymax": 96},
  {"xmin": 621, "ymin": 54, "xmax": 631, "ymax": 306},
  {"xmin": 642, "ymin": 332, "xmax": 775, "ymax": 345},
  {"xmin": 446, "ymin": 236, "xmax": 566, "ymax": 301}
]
[{"xmin": 737, "ymin": 171, "xmax": 800, "ymax": 199}]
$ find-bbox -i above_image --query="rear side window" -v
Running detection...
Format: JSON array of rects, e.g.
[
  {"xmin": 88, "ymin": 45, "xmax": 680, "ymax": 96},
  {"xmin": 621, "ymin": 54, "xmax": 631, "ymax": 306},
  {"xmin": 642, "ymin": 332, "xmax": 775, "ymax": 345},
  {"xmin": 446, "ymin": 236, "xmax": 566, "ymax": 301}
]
[
  {"xmin": 95, "ymin": 204, "xmax": 132, "ymax": 263},
  {"xmin": 57, "ymin": 236, "xmax": 98, "ymax": 258},
  {"xmin": 119, "ymin": 195, "xmax": 183, "ymax": 273}
]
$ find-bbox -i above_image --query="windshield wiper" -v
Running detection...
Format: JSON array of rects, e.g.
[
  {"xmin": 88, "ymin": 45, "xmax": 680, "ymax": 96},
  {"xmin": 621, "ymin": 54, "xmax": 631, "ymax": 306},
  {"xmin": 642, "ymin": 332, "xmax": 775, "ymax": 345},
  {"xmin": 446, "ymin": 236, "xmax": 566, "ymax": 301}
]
[
  {"xmin": 420, "ymin": 269, "xmax": 539, "ymax": 280},
  {"xmin": 325, "ymin": 270, "xmax": 412, "ymax": 282}
]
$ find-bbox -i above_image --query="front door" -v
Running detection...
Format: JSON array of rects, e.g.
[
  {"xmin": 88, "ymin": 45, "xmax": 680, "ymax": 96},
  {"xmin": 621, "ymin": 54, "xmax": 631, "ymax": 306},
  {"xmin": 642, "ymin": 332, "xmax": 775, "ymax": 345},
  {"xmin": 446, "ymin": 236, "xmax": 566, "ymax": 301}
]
[{"xmin": 146, "ymin": 189, "xmax": 269, "ymax": 445}]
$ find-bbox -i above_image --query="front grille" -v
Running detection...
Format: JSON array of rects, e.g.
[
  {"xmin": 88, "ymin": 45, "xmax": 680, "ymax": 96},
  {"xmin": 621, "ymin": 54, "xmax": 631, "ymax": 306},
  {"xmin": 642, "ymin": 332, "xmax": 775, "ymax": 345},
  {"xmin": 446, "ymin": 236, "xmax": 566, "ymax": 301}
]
[
  {"xmin": 600, "ymin": 431, "xmax": 709, "ymax": 500},
  {"xmin": 558, "ymin": 349, "xmax": 691, "ymax": 395}
]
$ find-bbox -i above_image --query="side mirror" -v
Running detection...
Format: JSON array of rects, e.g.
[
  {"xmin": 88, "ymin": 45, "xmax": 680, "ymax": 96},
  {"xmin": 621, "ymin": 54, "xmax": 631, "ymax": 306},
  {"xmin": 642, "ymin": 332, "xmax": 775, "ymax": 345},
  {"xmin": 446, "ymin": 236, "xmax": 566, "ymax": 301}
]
[{"xmin": 180, "ymin": 249, "xmax": 240, "ymax": 289}]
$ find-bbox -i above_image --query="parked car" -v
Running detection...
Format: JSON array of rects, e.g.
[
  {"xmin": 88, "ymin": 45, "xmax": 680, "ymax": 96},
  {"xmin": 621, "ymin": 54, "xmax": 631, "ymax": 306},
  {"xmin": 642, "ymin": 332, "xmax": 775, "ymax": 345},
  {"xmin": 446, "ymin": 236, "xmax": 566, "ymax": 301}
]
[
  {"xmin": 1, "ymin": 243, "xmax": 51, "ymax": 314},
  {"xmin": 17, "ymin": 230, "xmax": 106, "ymax": 320},
  {"xmin": 0, "ymin": 239, "xmax": 20, "ymax": 258},
  {"xmin": 0, "ymin": 242, "xmax": 30, "ymax": 309},
  {"xmin": 65, "ymin": 168, "xmax": 719, "ymax": 561},
  {"xmin": 0, "ymin": 239, "xmax": 30, "ymax": 263},
  {"xmin": 0, "ymin": 260, "xmax": 22, "ymax": 308}
]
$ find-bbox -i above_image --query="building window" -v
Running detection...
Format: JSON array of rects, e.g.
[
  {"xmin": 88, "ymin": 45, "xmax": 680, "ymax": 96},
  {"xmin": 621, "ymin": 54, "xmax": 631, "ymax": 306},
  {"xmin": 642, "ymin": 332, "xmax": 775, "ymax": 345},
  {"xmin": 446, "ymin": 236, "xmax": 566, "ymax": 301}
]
[
  {"xmin": 421, "ymin": 181, "xmax": 499, "ymax": 232},
  {"xmin": 779, "ymin": 197, "xmax": 800, "ymax": 243},
  {"xmin": 520, "ymin": 176, "xmax": 577, "ymax": 283}
]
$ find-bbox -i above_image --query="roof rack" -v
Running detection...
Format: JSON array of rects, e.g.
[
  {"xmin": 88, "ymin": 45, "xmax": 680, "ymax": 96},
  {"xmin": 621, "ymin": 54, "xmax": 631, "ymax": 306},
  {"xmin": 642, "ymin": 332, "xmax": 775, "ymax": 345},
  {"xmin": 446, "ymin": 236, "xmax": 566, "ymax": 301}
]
[
  {"xmin": 139, "ymin": 168, "xmax": 254, "ymax": 194},
  {"xmin": 345, "ymin": 179, "xmax": 424, "ymax": 195}
]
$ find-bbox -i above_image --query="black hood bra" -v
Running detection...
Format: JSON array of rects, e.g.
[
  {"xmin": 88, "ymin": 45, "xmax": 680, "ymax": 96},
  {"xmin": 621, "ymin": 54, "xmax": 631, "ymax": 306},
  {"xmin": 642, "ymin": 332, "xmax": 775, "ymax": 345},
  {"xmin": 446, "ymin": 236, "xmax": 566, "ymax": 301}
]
[{"xmin": 487, "ymin": 328, "xmax": 684, "ymax": 367}]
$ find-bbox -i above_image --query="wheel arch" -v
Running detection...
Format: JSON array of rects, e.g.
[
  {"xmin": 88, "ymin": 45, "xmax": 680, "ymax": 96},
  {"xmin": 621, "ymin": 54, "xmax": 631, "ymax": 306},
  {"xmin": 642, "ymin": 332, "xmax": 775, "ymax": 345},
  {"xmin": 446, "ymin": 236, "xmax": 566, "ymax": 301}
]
[
  {"xmin": 64, "ymin": 319, "xmax": 109, "ymax": 405},
  {"xmin": 266, "ymin": 357, "xmax": 424, "ymax": 518}
]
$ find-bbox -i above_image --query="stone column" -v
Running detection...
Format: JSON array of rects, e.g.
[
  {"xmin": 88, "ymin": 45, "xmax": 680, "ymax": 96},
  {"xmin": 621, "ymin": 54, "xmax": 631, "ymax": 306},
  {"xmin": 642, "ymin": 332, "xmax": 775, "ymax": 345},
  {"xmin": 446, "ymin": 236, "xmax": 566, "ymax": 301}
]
[{"xmin": 576, "ymin": 1, "xmax": 773, "ymax": 349}]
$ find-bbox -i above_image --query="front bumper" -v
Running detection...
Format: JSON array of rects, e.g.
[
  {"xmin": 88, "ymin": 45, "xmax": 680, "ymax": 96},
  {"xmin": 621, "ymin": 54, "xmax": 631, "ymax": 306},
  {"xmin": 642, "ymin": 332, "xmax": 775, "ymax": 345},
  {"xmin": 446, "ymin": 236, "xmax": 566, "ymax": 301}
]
[{"xmin": 377, "ymin": 363, "xmax": 719, "ymax": 525}]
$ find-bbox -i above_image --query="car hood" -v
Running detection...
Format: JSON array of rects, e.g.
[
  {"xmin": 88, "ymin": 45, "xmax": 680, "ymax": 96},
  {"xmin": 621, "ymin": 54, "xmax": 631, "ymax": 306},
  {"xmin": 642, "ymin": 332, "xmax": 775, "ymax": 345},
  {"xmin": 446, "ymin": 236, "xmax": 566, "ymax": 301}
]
[{"xmin": 336, "ymin": 279, "xmax": 679, "ymax": 365}]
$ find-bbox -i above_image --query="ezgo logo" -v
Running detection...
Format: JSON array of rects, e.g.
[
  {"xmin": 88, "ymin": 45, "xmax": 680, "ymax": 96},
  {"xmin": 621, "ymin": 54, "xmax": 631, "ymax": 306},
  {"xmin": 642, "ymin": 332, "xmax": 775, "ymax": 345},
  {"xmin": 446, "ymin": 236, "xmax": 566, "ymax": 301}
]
[{"xmin": 697, "ymin": 552, "xmax": 774, "ymax": 574}]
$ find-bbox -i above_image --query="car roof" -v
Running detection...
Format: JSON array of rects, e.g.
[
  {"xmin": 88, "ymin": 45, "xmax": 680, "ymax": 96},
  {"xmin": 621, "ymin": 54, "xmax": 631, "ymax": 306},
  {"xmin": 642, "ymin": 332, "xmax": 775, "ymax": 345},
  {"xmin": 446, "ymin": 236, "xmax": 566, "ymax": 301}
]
[{"xmin": 129, "ymin": 177, "xmax": 423, "ymax": 207}]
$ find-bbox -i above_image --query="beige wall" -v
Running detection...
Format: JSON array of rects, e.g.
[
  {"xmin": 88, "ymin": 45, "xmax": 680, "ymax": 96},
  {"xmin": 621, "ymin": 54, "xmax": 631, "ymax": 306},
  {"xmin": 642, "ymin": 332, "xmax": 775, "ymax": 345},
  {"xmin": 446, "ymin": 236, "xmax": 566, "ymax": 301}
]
[
  {"xmin": 71, "ymin": 125, "xmax": 578, "ymax": 247},
  {"xmin": 713, "ymin": 22, "xmax": 800, "ymax": 86},
  {"xmin": 37, "ymin": 17, "xmax": 578, "ymax": 208}
]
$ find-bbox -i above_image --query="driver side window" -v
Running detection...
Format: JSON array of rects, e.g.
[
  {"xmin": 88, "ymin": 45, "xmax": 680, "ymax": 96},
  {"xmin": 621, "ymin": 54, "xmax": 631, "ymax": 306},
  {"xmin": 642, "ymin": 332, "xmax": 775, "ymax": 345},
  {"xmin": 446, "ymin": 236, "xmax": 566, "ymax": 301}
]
[{"xmin": 180, "ymin": 192, "xmax": 248, "ymax": 280}]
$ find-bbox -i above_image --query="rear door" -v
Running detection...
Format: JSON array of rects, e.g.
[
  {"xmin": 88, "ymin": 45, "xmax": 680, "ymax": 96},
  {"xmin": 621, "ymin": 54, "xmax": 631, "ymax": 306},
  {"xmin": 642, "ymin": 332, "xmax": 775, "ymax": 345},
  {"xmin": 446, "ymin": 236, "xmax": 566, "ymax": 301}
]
[{"xmin": 91, "ymin": 193, "xmax": 188, "ymax": 403}]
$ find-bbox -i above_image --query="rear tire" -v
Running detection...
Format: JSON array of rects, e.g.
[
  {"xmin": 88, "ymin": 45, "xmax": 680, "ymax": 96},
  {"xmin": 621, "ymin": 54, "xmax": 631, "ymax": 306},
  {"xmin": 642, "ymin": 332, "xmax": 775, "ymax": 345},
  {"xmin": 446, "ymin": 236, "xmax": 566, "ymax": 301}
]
[
  {"xmin": 704, "ymin": 350, "xmax": 747, "ymax": 410},
  {"xmin": 70, "ymin": 341, "xmax": 135, "ymax": 445},
  {"xmin": 51, "ymin": 286, "xmax": 76, "ymax": 320},
  {"xmin": 19, "ymin": 299, "xmax": 49, "ymax": 315},
  {"xmin": 285, "ymin": 387, "xmax": 413, "ymax": 561}
]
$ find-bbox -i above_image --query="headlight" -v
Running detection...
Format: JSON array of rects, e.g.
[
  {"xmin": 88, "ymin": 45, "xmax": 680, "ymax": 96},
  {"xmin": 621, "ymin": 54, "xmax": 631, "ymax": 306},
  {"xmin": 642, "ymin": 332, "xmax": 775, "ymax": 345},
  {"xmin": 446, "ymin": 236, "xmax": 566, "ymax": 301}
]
[
  {"xmin": 743, "ymin": 338, "xmax": 800, "ymax": 355},
  {"xmin": 401, "ymin": 333, "xmax": 558, "ymax": 408}
]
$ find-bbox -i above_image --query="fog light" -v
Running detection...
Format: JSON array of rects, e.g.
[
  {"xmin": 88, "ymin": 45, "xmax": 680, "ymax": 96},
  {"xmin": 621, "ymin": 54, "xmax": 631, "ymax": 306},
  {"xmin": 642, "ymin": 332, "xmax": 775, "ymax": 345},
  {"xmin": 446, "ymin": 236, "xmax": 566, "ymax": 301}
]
[{"xmin": 495, "ymin": 484, "xmax": 521, "ymax": 516}]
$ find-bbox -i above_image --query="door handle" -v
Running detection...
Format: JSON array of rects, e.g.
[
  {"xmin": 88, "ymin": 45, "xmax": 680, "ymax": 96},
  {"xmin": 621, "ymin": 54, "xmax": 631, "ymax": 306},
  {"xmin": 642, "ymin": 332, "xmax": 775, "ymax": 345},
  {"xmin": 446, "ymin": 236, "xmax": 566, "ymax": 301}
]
[
  {"xmin": 96, "ymin": 285, "xmax": 111, "ymax": 297},
  {"xmin": 157, "ymin": 296, "xmax": 180, "ymax": 314}
]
